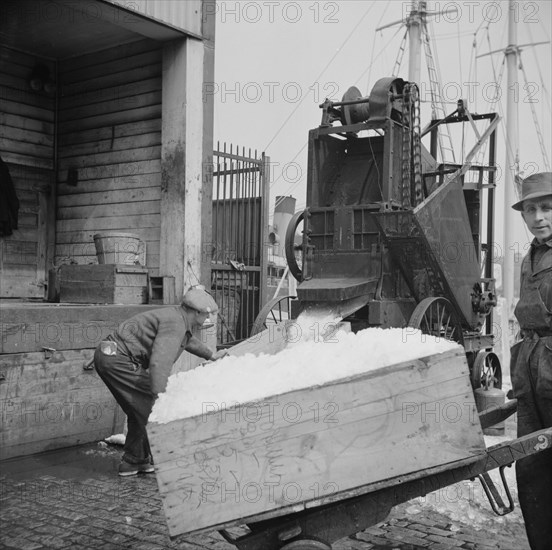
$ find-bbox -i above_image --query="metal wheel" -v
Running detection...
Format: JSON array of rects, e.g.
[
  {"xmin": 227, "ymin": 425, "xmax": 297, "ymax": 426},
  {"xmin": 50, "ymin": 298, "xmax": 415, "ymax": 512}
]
[
  {"xmin": 285, "ymin": 211, "xmax": 305, "ymax": 281},
  {"xmin": 251, "ymin": 295, "xmax": 297, "ymax": 336},
  {"xmin": 471, "ymin": 351, "xmax": 502, "ymax": 390},
  {"xmin": 408, "ymin": 297, "xmax": 464, "ymax": 345},
  {"xmin": 280, "ymin": 539, "xmax": 332, "ymax": 550}
]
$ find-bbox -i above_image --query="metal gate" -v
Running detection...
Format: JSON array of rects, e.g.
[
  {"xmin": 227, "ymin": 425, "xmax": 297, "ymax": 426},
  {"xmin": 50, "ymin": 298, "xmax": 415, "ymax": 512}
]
[{"xmin": 211, "ymin": 143, "xmax": 269, "ymax": 344}]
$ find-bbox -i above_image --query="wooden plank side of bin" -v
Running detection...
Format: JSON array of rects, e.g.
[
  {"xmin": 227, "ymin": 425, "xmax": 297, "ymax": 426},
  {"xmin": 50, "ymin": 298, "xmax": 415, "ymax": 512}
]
[{"xmin": 147, "ymin": 347, "xmax": 484, "ymax": 536}]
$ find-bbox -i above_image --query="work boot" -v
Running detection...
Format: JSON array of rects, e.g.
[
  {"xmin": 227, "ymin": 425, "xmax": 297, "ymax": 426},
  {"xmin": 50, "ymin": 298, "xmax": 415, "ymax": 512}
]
[{"xmin": 118, "ymin": 460, "xmax": 155, "ymax": 477}]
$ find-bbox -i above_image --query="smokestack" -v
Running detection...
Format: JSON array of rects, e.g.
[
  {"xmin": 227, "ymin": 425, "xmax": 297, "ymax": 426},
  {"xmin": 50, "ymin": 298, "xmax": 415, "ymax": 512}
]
[{"xmin": 270, "ymin": 196, "xmax": 296, "ymax": 256}]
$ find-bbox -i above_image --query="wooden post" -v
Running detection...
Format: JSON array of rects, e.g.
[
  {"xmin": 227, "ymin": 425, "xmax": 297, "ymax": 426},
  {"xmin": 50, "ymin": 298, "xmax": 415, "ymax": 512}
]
[
  {"xmin": 161, "ymin": 39, "xmax": 187, "ymax": 300},
  {"xmin": 201, "ymin": 0, "xmax": 216, "ymax": 289},
  {"xmin": 161, "ymin": 34, "xmax": 213, "ymax": 301}
]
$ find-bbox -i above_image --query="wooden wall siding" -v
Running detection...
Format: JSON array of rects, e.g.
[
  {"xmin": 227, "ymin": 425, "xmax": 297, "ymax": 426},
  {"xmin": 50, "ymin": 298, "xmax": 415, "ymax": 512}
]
[
  {"xmin": 0, "ymin": 47, "xmax": 55, "ymax": 170},
  {"xmin": 0, "ymin": 47, "xmax": 55, "ymax": 298},
  {"xmin": 56, "ymin": 39, "xmax": 162, "ymax": 273}
]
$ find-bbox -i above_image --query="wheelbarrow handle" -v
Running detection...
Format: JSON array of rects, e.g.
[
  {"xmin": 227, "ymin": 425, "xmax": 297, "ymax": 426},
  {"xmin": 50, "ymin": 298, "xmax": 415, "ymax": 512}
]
[{"xmin": 83, "ymin": 357, "xmax": 95, "ymax": 370}]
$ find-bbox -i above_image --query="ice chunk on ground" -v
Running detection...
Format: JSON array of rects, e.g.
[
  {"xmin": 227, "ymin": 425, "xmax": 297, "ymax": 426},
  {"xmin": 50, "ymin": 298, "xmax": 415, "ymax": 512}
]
[{"xmin": 105, "ymin": 434, "xmax": 126, "ymax": 446}]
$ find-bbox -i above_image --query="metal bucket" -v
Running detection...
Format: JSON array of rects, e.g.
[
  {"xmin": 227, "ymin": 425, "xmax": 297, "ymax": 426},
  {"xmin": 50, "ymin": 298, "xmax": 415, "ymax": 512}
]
[
  {"xmin": 475, "ymin": 386, "xmax": 506, "ymax": 435},
  {"xmin": 93, "ymin": 232, "xmax": 144, "ymax": 265}
]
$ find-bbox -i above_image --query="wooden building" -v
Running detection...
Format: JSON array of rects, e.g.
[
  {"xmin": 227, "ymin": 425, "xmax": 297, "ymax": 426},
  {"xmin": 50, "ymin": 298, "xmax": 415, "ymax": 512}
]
[{"xmin": 0, "ymin": 0, "xmax": 216, "ymax": 459}]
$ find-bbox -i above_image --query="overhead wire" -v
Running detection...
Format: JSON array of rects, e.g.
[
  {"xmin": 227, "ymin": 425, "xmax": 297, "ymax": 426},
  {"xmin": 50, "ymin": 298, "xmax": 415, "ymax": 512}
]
[
  {"xmin": 276, "ymin": 4, "xmax": 397, "ymax": 200},
  {"xmin": 519, "ymin": 55, "xmax": 551, "ymax": 171},
  {"xmin": 469, "ymin": 21, "xmax": 494, "ymax": 168},
  {"xmin": 480, "ymin": 18, "xmax": 532, "ymax": 244},
  {"xmin": 264, "ymin": 2, "xmax": 377, "ymax": 163},
  {"xmin": 452, "ymin": 17, "xmax": 466, "ymax": 163},
  {"xmin": 529, "ymin": 42, "xmax": 551, "ymax": 114},
  {"xmin": 354, "ymin": 24, "xmax": 404, "ymax": 88},
  {"xmin": 367, "ymin": 3, "xmax": 390, "ymax": 89},
  {"xmin": 529, "ymin": 17, "xmax": 551, "ymax": 125},
  {"xmin": 483, "ymin": 17, "xmax": 521, "ymax": 181},
  {"xmin": 279, "ymin": 23, "xmax": 403, "ymax": 200}
]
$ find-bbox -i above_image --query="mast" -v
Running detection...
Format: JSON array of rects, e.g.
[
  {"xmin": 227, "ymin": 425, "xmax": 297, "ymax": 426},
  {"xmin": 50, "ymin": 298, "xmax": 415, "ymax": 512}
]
[
  {"xmin": 408, "ymin": 1, "xmax": 424, "ymax": 84},
  {"xmin": 503, "ymin": 0, "xmax": 519, "ymax": 318}
]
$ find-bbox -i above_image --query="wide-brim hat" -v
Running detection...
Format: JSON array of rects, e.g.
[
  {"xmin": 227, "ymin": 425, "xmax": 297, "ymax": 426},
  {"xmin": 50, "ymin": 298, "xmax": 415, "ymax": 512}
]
[
  {"xmin": 181, "ymin": 286, "xmax": 219, "ymax": 314},
  {"xmin": 512, "ymin": 172, "xmax": 552, "ymax": 211}
]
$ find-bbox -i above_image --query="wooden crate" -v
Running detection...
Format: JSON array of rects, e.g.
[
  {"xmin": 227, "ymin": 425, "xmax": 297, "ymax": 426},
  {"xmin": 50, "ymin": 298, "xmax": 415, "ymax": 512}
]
[
  {"xmin": 59, "ymin": 264, "xmax": 148, "ymax": 304},
  {"xmin": 147, "ymin": 341, "xmax": 486, "ymax": 536}
]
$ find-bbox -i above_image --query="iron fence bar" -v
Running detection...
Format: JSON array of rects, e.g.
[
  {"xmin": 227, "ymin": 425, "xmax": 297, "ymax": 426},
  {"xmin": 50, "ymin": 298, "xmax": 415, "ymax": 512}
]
[
  {"xmin": 238, "ymin": 149, "xmax": 243, "ymax": 263},
  {"xmin": 247, "ymin": 156, "xmax": 253, "ymax": 267},
  {"xmin": 222, "ymin": 145, "xmax": 228, "ymax": 343},
  {"xmin": 260, "ymin": 153, "xmax": 270, "ymax": 312},
  {"xmin": 216, "ymin": 150, "xmax": 263, "ymax": 164},
  {"xmin": 215, "ymin": 144, "xmax": 221, "ymax": 262},
  {"xmin": 243, "ymin": 147, "xmax": 249, "ymax": 335},
  {"xmin": 212, "ymin": 265, "xmax": 261, "ymax": 272},
  {"xmin": 231, "ymin": 144, "xmax": 236, "ymax": 265},
  {"xmin": 244, "ymin": 148, "xmax": 253, "ymax": 334},
  {"xmin": 213, "ymin": 167, "xmax": 260, "ymax": 177}
]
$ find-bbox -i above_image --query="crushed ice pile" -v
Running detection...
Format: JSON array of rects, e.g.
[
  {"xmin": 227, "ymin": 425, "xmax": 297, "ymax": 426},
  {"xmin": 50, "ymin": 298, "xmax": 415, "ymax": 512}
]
[{"xmin": 150, "ymin": 314, "xmax": 460, "ymax": 424}]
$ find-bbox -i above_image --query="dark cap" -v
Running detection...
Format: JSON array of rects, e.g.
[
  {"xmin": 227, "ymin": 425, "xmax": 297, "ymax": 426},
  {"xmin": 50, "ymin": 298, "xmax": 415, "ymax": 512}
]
[
  {"xmin": 512, "ymin": 172, "xmax": 552, "ymax": 211},
  {"xmin": 181, "ymin": 287, "xmax": 218, "ymax": 314}
]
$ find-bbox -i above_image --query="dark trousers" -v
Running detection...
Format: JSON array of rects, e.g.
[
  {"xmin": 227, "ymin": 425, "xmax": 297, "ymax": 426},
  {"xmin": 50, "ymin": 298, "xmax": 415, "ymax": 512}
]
[
  {"xmin": 94, "ymin": 348, "xmax": 154, "ymax": 464},
  {"xmin": 514, "ymin": 340, "xmax": 552, "ymax": 550}
]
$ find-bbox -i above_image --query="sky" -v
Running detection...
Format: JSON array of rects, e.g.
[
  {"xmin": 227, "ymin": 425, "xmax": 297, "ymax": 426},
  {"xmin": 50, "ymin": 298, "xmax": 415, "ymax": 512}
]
[{"xmin": 212, "ymin": 0, "xmax": 552, "ymax": 255}]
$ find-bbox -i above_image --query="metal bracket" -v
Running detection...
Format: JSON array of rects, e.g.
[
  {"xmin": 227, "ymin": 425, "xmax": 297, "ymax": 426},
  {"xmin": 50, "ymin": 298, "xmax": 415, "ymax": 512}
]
[
  {"xmin": 230, "ymin": 260, "xmax": 246, "ymax": 271},
  {"xmin": 471, "ymin": 279, "xmax": 497, "ymax": 315},
  {"xmin": 478, "ymin": 466, "xmax": 515, "ymax": 516},
  {"xmin": 218, "ymin": 523, "xmax": 304, "ymax": 547}
]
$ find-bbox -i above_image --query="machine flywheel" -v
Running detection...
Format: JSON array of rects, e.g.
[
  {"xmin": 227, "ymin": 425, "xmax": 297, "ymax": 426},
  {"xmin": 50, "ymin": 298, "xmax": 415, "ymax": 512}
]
[
  {"xmin": 250, "ymin": 295, "xmax": 297, "ymax": 336},
  {"xmin": 284, "ymin": 211, "xmax": 305, "ymax": 281},
  {"xmin": 408, "ymin": 297, "xmax": 464, "ymax": 345}
]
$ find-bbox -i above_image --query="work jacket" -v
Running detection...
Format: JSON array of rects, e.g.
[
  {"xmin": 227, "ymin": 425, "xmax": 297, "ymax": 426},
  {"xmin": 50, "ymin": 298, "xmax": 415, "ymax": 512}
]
[
  {"xmin": 113, "ymin": 307, "xmax": 193, "ymax": 395},
  {"xmin": 511, "ymin": 238, "xmax": 552, "ymax": 400}
]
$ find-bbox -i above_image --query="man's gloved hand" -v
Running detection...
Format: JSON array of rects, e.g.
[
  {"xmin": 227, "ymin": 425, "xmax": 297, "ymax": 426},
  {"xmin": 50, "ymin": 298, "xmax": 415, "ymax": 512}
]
[{"xmin": 210, "ymin": 349, "xmax": 229, "ymax": 361}]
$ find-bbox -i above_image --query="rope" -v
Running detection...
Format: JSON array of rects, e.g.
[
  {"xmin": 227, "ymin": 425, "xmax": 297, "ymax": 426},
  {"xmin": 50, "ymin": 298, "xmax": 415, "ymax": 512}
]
[{"xmin": 519, "ymin": 55, "xmax": 551, "ymax": 171}]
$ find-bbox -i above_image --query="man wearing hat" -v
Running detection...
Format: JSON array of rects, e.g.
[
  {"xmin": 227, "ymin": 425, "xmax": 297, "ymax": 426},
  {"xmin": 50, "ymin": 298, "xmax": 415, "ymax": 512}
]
[
  {"xmin": 94, "ymin": 286, "xmax": 227, "ymax": 476},
  {"xmin": 510, "ymin": 172, "xmax": 552, "ymax": 549}
]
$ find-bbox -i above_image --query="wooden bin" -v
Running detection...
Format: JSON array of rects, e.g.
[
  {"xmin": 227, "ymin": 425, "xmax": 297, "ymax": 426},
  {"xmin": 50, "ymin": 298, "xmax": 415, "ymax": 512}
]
[
  {"xmin": 59, "ymin": 264, "xmax": 148, "ymax": 304},
  {"xmin": 0, "ymin": 348, "xmax": 125, "ymax": 460},
  {"xmin": 147, "ymin": 335, "xmax": 486, "ymax": 537}
]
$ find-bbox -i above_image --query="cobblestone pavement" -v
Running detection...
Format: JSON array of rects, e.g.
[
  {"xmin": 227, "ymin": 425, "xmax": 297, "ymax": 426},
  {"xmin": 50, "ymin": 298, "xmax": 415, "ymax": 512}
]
[{"xmin": 0, "ymin": 440, "xmax": 531, "ymax": 550}]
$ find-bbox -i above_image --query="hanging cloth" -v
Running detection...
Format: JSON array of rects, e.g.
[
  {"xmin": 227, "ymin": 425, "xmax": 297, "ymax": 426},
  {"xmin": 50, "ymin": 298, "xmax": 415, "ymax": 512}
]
[{"xmin": 0, "ymin": 156, "xmax": 20, "ymax": 236}]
